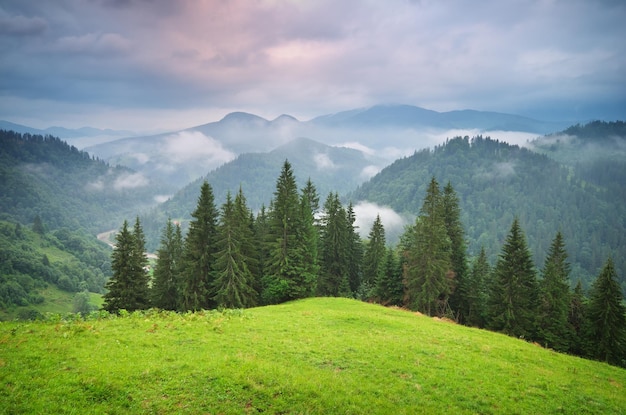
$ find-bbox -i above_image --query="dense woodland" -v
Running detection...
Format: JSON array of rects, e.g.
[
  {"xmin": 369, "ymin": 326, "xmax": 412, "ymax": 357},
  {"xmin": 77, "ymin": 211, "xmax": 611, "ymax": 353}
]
[
  {"xmin": 1, "ymin": 125, "xmax": 625, "ymax": 367},
  {"xmin": 352, "ymin": 134, "xmax": 626, "ymax": 295},
  {"xmin": 106, "ymin": 161, "xmax": 626, "ymax": 367},
  {"xmin": 0, "ymin": 130, "xmax": 160, "ymax": 233},
  {"xmin": 0, "ymin": 219, "xmax": 110, "ymax": 317}
]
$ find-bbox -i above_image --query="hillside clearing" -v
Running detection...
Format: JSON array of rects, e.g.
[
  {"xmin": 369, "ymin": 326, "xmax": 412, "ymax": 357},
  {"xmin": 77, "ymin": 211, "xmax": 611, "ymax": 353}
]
[{"xmin": 1, "ymin": 298, "xmax": 624, "ymax": 414}]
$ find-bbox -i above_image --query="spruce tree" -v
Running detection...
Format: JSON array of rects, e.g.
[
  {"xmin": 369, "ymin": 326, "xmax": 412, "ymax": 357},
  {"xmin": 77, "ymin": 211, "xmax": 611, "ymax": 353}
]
[
  {"xmin": 131, "ymin": 217, "xmax": 150, "ymax": 310},
  {"xmin": 403, "ymin": 177, "xmax": 452, "ymax": 316},
  {"xmin": 150, "ymin": 219, "xmax": 183, "ymax": 310},
  {"xmin": 488, "ymin": 218, "xmax": 538, "ymax": 339},
  {"xmin": 295, "ymin": 189, "xmax": 320, "ymax": 297},
  {"xmin": 213, "ymin": 192, "xmax": 258, "ymax": 308},
  {"xmin": 376, "ymin": 247, "xmax": 404, "ymax": 306},
  {"xmin": 363, "ymin": 214, "xmax": 386, "ymax": 299},
  {"xmin": 465, "ymin": 247, "xmax": 491, "ymax": 328},
  {"xmin": 254, "ymin": 205, "xmax": 271, "ymax": 302},
  {"xmin": 318, "ymin": 192, "xmax": 349, "ymax": 297},
  {"xmin": 264, "ymin": 160, "xmax": 316, "ymax": 303},
  {"xmin": 586, "ymin": 258, "xmax": 626, "ymax": 366},
  {"xmin": 180, "ymin": 181, "xmax": 219, "ymax": 311},
  {"xmin": 103, "ymin": 220, "xmax": 150, "ymax": 313},
  {"xmin": 442, "ymin": 182, "xmax": 469, "ymax": 322},
  {"xmin": 537, "ymin": 231, "xmax": 572, "ymax": 351},
  {"xmin": 345, "ymin": 202, "xmax": 363, "ymax": 296},
  {"xmin": 568, "ymin": 280, "xmax": 588, "ymax": 357}
]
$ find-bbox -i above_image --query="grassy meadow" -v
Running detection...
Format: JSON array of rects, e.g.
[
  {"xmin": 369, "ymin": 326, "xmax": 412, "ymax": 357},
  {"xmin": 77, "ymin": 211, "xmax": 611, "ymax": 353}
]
[{"xmin": 1, "ymin": 297, "xmax": 625, "ymax": 414}]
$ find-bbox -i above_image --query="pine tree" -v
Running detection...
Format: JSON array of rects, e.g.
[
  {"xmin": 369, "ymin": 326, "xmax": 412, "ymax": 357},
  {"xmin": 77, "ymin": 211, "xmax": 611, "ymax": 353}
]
[
  {"xmin": 345, "ymin": 202, "xmax": 363, "ymax": 296},
  {"xmin": 301, "ymin": 178, "xmax": 320, "ymax": 215},
  {"xmin": 295, "ymin": 189, "xmax": 320, "ymax": 298},
  {"xmin": 376, "ymin": 247, "xmax": 404, "ymax": 306},
  {"xmin": 568, "ymin": 280, "xmax": 588, "ymax": 357},
  {"xmin": 363, "ymin": 214, "xmax": 386, "ymax": 299},
  {"xmin": 488, "ymin": 218, "xmax": 538, "ymax": 339},
  {"xmin": 465, "ymin": 247, "xmax": 491, "ymax": 328},
  {"xmin": 263, "ymin": 160, "xmax": 317, "ymax": 303},
  {"xmin": 537, "ymin": 231, "xmax": 573, "ymax": 351},
  {"xmin": 180, "ymin": 181, "xmax": 219, "ymax": 311},
  {"xmin": 403, "ymin": 177, "xmax": 452, "ymax": 316},
  {"xmin": 103, "ymin": 220, "xmax": 150, "ymax": 313},
  {"xmin": 442, "ymin": 182, "xmax": 469, "ymax": 322},
  {"xmin": 586, "ymin": 258, "xmax": 626, "ymax": 366},
  {"xmin": 213, "ymin": 192, "xmax": 258, "ymax": 308},
  {"xmin": 254, "ymin": 205, "xmax": 271, "ymax": 302},
  {"xmin": 318, "ymin": 192, "xmax": 349, "ymax": 296},
  {"xmin": 131, "ymin": 217, "xmax": 150, "ymax": 310},
  {"xmin": 150, "ymin": 219, "xmax": 183, "ymax": 310}
]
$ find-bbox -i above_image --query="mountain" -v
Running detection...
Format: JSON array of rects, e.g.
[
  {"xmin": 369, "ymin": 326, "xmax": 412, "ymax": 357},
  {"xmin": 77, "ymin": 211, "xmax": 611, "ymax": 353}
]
[
  {"xmin": 85, "ymin": 105, "xmax": 573, "ymax": 194},
  {"xmin": 530, "ymin": 121, "xmax": 626, "ymax": 206},
  {"xmin": 0, "ymin": 130, "xmax": 161, "ymax": 234},
  {"xmin": 311, "ymin": 104, "xmax": 568, "ymax": 132},
  {"xmin": 351, "ymin": 135, "xmax": 626, "ymax": 294},
  {"xmin": 0, "ymin": 120, "xmax": 135, "ymax": 149},
  {"xmin": 141, "ymin": 137, "xmax": 386, "ymax": 249}
]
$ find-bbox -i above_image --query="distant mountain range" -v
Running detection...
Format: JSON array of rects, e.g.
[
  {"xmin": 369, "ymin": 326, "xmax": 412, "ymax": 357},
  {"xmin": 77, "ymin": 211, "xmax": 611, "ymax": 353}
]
[
  {"xmin": 78, "ymin": 104, "xmax": 574, "ymax": 192},
  {"xmin": 0, "ymin": 120, "xmax": 136, "ymax": 149}
]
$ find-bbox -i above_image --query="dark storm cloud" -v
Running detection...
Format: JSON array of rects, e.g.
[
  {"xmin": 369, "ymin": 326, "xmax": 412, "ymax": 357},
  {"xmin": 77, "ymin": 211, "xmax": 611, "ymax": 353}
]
[{"xmin": 0, "ymin": 0, "xmax": 624, "ymax": 130}]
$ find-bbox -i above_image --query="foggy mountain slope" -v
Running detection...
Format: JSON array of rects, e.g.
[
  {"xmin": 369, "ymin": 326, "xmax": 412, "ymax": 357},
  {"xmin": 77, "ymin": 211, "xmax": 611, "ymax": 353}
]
[
  {"xmin": 84, "ymin": 104, "xmax": 570, "ymax": 195},
  {"xmin": 0, "ymin": 130, "xmax": 159, "ymax": 234},
  {"xmin": 140, "ymin": 136, "xmax": 387, "ymax": 249},
  {"xmin": 351, "ymin": 135, "xmax": 626, "ymax": 294}
]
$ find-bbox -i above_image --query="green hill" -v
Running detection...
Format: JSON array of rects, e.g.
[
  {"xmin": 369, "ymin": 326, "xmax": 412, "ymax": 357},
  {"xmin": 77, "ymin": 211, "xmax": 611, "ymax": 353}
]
[
  {"xmin": 0, "ymin": 220, "xmax": 107, "ymax": 320},
  {"xmin": 1, "ymin": 298, "xmax": 624, "ymax": 414}
]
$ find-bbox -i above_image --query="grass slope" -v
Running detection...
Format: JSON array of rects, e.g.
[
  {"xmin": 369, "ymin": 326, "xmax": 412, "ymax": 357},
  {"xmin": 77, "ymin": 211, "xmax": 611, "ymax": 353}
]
[{"xmin": 1, "ymin": 298, "xmax": 624, "ymax": 414}]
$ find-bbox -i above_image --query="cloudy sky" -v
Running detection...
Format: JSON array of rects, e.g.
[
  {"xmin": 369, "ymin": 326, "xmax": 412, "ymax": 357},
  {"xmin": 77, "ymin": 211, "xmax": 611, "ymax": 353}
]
[{"xmin": 1, "ymin": 0, "xmax": 624, "ymax": 132}]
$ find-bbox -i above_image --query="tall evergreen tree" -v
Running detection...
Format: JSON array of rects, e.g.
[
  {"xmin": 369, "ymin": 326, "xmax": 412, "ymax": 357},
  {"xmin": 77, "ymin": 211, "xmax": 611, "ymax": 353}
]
[
  {"xmin": 442, "ymin": 182, "xmax": 469, "ymax": 321},
  {"xmin": 150, "ymin": 219, "xmax": 183, "ymax": 310},
  {"xmin": 263, "ymin": 160, "xmax": 317, "ymax": 303},
  {"xmin": 180, "ymin": 181, "xmax": 219, "ymax": 311},
  {"xmin": 465, "ymin": 247, "xmax": 491, "ymax": 328},
  {"xmin": 103, "ymin": 219, "xmax": 150, "ymax": 312},
  {"xmin": 295, "ymin": 189, "xmax": 320, "ymax": 297},
  {"xmin": 376, "ymin": 247, "xmax": 404, "ymax": 306},
  {"xmin": 568, "ymin": 280, "xmax": 588, "ymax": 357},
  {"xmin": 537, "ymin": 231, "xmax": 573, "ymax": 351},
  {"xmin": 586, "ymin": 258, "xmax": 626, "ymax": 366},
  {"xmin": 301, "ymin": 178, "xmax": 320, "ymax": 215},
  {"xmin": 131, "ymin": 216, "xmax": 151, "ymax": 309},
  {"xmin": 318, "ymin": 192, "xmax": 349, "ymax": 296},
  {"xmin": 403, "ymin": 177, "xmax": 452, "ymax": 316},
  {"xmin": 213, "ymin": 192, "xmax": 258, "ymax": 308},
  {"xmin": 363, "ymin": 214, "xmax": 386, "ymax": 299},
  {"xmin": 254, "ymin": 205, "xmax": 271, "ymax": 302},
  {"xmin": 345, "ymin": 202, "xmax": 363, "ymax": 295},
  {"xmin": 488, "ymin": 218, "xmax": 538, "ymax": 339}
]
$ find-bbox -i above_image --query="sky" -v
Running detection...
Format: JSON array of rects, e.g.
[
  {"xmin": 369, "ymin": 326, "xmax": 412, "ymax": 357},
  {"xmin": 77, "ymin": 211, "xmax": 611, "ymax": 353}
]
[{"xmin": 1, "ymin": 0, "xmax": 624, "ymax": 132}]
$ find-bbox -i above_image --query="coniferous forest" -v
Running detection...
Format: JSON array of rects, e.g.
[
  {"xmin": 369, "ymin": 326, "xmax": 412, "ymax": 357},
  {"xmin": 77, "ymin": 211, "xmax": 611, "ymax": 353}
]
[
  {"xmin": 1, "ymin": 126, "xmax": 625, "ymax": 368},
  {"xmin": 106, "ymin": 159, "xmax": 626, "ymax": 368}
]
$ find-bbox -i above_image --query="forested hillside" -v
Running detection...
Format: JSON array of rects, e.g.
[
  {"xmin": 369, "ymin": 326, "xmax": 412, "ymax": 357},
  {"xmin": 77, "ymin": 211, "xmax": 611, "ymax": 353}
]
[
  {"xmin": 0, "ymin": 130, "xmax": 161, "ymax": 318},
  {"xmin": 0, "ymin": 130, "xmax": 160, "ymax": 233},
  {"xmin": 141, "ymin": 137, "xmax": 383, "ymax": 250},
  {"xmin": 0, "ymin": 220, "xmax": 110, "ymax": 319},
  {"xmin": 351, "ymin": 135, "xmax": 626, "ymax": 293},
  {"xmin": 531, "ymin": 120, "xmax": 626, "ymax": 205}
]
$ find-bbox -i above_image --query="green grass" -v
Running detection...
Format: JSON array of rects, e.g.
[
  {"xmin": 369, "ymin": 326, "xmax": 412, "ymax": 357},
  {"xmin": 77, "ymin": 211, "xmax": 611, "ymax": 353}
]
[
  {"xmin": 1, "ymin": 298, "xmax": 625, "ymax": 414},
  {"xmin": 0, "ymin": 286, "xmax": 102, "ymax": 321}
]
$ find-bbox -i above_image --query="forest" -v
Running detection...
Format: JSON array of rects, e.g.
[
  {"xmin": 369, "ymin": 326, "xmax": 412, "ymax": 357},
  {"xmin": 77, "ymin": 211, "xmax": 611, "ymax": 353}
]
[
  {"xmin": 106, "ymin": 160, "xmax": 626, "ymax": 367},
  {"xmin": 0, "ymin": 126, "xmax": 624, "ymax": 367}
]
